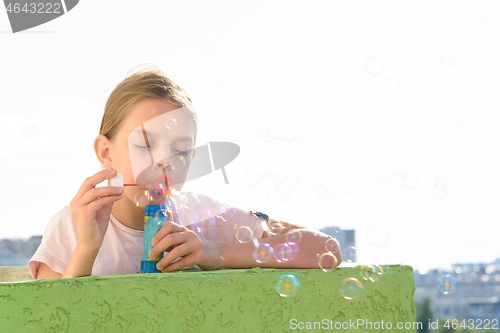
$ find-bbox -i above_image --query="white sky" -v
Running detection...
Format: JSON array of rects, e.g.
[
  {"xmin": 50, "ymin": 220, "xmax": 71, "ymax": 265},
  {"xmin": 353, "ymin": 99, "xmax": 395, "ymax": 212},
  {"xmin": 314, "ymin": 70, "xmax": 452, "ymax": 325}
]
[{"xmin": 0, "ymin": 0, "xmax": 499, "ymax": 272}]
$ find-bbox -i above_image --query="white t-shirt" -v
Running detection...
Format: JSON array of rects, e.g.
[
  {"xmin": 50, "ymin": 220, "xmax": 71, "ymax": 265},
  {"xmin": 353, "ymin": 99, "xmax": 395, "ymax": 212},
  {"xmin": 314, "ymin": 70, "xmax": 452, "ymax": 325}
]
[{"xmin": 29, "ymin": 191, "xmax": 266, "ymax": 278}]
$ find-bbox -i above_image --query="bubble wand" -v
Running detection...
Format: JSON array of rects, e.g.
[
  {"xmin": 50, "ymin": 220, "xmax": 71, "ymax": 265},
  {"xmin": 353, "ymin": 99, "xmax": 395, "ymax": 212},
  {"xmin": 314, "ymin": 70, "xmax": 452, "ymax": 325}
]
[{"xmin": 108, "ymin": 172, "xmax": 179, "ymax": 273}]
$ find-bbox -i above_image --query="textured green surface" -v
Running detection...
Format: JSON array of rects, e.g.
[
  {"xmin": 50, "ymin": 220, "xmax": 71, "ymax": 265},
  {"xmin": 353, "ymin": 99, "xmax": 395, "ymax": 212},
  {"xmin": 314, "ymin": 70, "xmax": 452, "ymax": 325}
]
[{"xmin": 0, "ymin": 264, "xmax": 416, "ymax": 332}]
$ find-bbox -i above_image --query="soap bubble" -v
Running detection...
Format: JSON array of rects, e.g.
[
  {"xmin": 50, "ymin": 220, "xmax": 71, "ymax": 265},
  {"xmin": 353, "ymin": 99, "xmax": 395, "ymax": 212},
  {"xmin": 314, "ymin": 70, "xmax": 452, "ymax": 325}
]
[
  {"xmin": 144, "ymin": 181, "xmax": 154, "ymax": 189},
  {"xmin": 439, "ymin": 53, "xmax": 455, "ymax": 69},
  {"xmin": 318, "ymin": 252, "xmax": 338, "ymax": 272},
  {"xmin": 418, "ymin": 204, "xmax": 434, "ymax": 219},
  {"xmin": 159, "ymin": 199, "xmax": 176, "ymax": 218},
  {"xmin": 134, "ymin": 190, "xmax": 150, "ymax": 207},
  {"xmin": 194, "ymin": 209, "xmax": 216, "ymax": 231},
  {"xmin": 437, "ymin": 274, "xmax": 457, "ymax": 294},
  {"xmin": 260, "ymin": 145, "xmax": 274, "ymax": 159},
  {"xmin": 165, "ymin": 118, "xmax": 178, "ymax": 130},
  {"xmin": 365, "ymin": 57, "xmax": 384, "ymax": 76},
  {"xmin": 155, "ymin": 176, "xmax": 172, "ymax": 195},
  {"xmin": 261, "ymin": 129, "xmax": 273, "ymax": 143},
  {"xmin": 275, "ymin": 274, "xmax": 300, "ymax": 297},
  {"xmin": 274, "ymin": 183, "xmax": 293, "ymax": 202},
  {"xmin": 287, "ymin": 242, "xmax": 299, "ymax": 261},
  {"xmin": 325, "ymin": 238, "xmax": 340, "ymax": 253},
  {"xmin": 286, "ymin": 230, "xmax": 303, "ymax": 244},
  {"xmin": 268, "ymin": 124, "xmax": 287, "ymax": 140},
  {"xmin": 374, "ymin": 265, "xmax": 391, "ymax": 275},
  {"xmin": 383, "ymin": 209, "xmax": 394, "ymax": 220},
  {"xmin": 431, "ymin": 185, "xmax": 448, "ymax": 199},
  {"xmin": 235, "ymin": 226, "xmax": 253, "ymax": 243},
  {"xmin": 466, "ymin": 1, "xmax": 487, "ymax": 22},
  {"xmin": 261, "ymin": 172, "xmax": 279, "ymax": 188},
  {"xmin": 434, "ymin": 178, "xmax": 447, "ymax": 191},
  {"xmin": 385, "ymin": 77, "xmax": 400, "ymax": 91},
  {"xmin": 402, "ymin": 174, "xmax": 418, "ymax": 190},
  {"xmin": 340, "ymin": 179, "xmax": 357, "ymax": 196},
  {"xmin": 284, "ymin": 129, "xmax": 296, "ymax": 142},
  {"xmin": 243, "ymin": 169, "xmax": 261, "ymax": 187},
  {"xmin": 268, "ymin": 219, "xmax": 284, "ymax": 235},
  {"xmin": 316, "ymin": 183, "xmax": 333, "ymax": 200},
  {"xmin": 339, "ymin": 277, "xmax": 364, "ymax": 300},
  {"xmin": 274, "ymin": 243, "xmax": 293, "ymax": 263},
  {"xmin": 366, "ymin": 224, "xmax": 390, "ymax": 249},
  {"xmin": 251, "ymin": 186, "xmax": 270, "ymax": 202},
  {"xmin": 360, "ymin": 265, "xmax": 378, "ymax": 282},
  {"xmin": 343, "ymin": 246, "xmax": 356, "ymax": 262},
  {"xmin": 171, "ymin": 155, "xmax": 186, "ymax": 170},
  {"xmin": 253, "ymin": 243, "xmax": 273, "ymax": 263},
  {"xmin": 335, "ymin": 203, "xmax": 350, "ymax": 217},
  {"xmin": 148, "ymin": 186, "xmax": 163, "ymax": 202},
  {"xmin": 208, "ymin": 20, "xmax": 228, "ymax": 37},
  {"xmin": 285, "ymin": 172, "xmax": 301, "ymax": 187},
  {"xmin": 321, "ymin": 226, "xmax": 340, "ymax": 236}
]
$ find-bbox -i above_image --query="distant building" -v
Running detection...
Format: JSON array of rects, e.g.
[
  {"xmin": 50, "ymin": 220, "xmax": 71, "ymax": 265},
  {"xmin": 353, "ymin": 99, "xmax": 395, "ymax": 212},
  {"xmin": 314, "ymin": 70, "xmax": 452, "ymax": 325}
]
[
  {"xmin": 414, "ymin": 259, "xmax": 500, "ymax": 323},
  {"xmin": 0, "ymin": 236, "xmax": 42, "ymax": 266}
]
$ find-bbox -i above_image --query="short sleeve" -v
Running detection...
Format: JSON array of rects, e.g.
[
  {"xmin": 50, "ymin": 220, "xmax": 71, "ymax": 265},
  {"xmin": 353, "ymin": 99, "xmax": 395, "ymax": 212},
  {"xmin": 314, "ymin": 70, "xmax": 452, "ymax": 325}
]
[
  {"xmin": 174, "ymin": 191, "xmax": 266, "ymax": 243},
  {"xmin": 28, "ymin": 206, "xmax": 78, "ymax": 279}
]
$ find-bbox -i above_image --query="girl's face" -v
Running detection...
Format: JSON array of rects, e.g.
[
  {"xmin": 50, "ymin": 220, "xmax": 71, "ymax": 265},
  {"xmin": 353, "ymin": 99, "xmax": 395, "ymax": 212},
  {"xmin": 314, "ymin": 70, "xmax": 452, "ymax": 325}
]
[{"xmin": 109, "ymin": 98, "xmax": 196, "ymax": 207}]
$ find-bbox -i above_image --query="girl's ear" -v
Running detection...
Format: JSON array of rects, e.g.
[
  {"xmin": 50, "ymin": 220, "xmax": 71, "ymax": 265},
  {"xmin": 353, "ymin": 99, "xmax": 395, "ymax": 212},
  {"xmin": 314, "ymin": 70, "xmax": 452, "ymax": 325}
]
[{"xmin": 94, "ymin": 135, "xmax": 113, "ymax": 168}]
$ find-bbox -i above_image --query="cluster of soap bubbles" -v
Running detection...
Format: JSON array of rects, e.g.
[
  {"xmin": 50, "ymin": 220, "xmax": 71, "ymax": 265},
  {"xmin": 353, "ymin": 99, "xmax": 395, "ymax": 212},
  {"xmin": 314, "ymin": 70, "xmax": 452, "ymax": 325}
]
[
  {"xmin": 242, "ymin": 169, "xmax": 300, "ymax": 204},
  {"xmin": 340, "ymin": 265, "xmax": 393, "ymax": 300},
  {"xmin": 133, "ymin": 175, "xmax": 175, "ymax": 207},
  {"xmin": 365, "ymin": 57, "xmax": 401, "ymax": 92},
  {"xmin": 247, "ymin": 219, "xmax": 302, "ymax": 264},
  {"xmin": 318, "ymin": 237, "xmax": 340, "ymax": 272},
  {"xmin": 261, "ymin": 123, "xmax": 296, "ymax": 144},
  {"xmin": 437, "ymin": 274, "xmax": 457, "ymax": 294},
  {"xmin": 312, "ymin": 178, "xmax": 357, "ymax": 202},
  {"xmin": 401, "ymin": 174, "xmax": 448, "ymax": 219}
]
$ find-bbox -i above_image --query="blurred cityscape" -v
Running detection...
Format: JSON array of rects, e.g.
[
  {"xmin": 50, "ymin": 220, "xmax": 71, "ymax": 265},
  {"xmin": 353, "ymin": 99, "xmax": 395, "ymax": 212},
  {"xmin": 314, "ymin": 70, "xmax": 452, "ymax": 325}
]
[
  {"xmin": 1, "ymin": 228, "xmax": 499, "ymax": 332},
  {"xmin": 0, "ymin": 236, "xmax": 42, "ymax": 267}
]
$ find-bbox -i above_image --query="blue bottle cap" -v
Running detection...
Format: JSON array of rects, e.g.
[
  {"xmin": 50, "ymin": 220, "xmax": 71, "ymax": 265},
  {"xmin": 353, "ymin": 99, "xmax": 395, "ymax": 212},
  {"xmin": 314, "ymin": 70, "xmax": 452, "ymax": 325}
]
[
  {"xmin": 141, "ymin": 260, "xmax": 161, "ymax": 273},
  {"xmin": 145, "ymin": 205, "xmax": 161, "ymax": 217}
]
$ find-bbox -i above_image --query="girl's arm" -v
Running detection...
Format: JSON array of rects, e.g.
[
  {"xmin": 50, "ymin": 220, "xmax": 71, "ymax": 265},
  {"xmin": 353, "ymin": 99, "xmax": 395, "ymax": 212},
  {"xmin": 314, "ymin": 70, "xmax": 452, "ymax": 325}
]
[
  {"xmin": 61, "ymin": 247, "xmax": 100, "ymax": 278},
  {"xmin": 37, "ymin": 262, "xmax": 62, "ymax": 279},
  {"xmin": 35, "ymin": 169, "xmax": 123, "ymax": 280},
  {"xmin": 148, "ymin": 219, "xmax": 342, "ymax": 272},
  {"xmin": 218, "ymin": 222, "xmax": 341, "ymax": 269},
  {"xmin": 36, "ymin": 247, "xmax": 99, "ymax": 279}
]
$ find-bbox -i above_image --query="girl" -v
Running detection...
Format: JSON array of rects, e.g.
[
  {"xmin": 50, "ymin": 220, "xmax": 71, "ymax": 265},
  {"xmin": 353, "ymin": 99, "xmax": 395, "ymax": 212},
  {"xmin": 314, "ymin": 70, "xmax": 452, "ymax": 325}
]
[{"xmin": 29, "ymin": 64, "xmax": 342, "ymax": 279}]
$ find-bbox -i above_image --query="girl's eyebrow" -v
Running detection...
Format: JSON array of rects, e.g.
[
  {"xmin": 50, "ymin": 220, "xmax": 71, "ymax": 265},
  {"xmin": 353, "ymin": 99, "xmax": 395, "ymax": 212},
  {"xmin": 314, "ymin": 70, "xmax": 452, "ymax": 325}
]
[{"xmin": 131, "ymin": 129, "xmax": 193, "ymax": 143}]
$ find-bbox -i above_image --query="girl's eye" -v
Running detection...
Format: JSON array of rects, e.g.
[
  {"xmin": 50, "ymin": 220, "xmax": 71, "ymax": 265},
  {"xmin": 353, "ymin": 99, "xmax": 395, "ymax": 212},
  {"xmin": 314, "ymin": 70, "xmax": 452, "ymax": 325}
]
[
  {"xmin": 174, "ymin": 150, "xmax": 190, "ymax": 156},
  {"xmin": 134, "ymin": 144, "xmax": 151, "ymax": 149}
]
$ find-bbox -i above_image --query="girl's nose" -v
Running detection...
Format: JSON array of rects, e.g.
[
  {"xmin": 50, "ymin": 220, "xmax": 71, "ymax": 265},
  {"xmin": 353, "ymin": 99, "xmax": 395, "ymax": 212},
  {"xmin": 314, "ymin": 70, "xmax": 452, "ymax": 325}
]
[{"xmin": 156, "ymin": 159, "xmax": 173, "ymax": 171}]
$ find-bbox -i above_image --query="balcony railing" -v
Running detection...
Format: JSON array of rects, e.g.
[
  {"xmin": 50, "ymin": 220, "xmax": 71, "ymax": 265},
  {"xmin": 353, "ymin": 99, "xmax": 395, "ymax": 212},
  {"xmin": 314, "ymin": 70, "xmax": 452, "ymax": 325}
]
[{"xmin": 0, "ymin": 263, "xmax": 417, "ymax": 332}]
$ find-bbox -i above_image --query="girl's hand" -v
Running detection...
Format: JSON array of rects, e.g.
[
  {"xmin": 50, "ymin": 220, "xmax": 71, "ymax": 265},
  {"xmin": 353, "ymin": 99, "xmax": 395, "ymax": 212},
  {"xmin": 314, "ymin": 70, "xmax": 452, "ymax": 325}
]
[
  {"xmin": 70, "ymin": 168, "xmax": 124, "ymax": 253},
  {"xmin": 148, "ymin": 222, "xmax": 223, "ymax": 272}
]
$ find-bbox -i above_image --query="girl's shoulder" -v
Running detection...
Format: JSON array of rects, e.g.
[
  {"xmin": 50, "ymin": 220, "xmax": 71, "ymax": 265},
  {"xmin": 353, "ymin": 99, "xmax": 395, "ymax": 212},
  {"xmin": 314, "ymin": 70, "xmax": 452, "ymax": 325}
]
[
  {"xmin": 44, "ymin": 205, "xmax": 76, "ymax": 234},
  {"xmin": 174, "ymin": 191, "xmax": 234, "ymax": 213}
]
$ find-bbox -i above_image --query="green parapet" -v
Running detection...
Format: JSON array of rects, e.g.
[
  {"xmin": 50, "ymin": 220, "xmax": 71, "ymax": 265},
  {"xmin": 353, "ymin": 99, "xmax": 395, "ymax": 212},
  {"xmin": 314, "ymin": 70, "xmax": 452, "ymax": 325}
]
[{"xmin": 0, "ymin": 264, "xmax": 417, "ymax": 332}]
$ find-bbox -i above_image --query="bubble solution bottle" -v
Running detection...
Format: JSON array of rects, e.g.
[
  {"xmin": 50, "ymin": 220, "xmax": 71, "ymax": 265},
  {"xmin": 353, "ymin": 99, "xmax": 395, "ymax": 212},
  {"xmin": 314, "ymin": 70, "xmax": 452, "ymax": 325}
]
[
  {"xmin": 108, "ymin": 172, "xmax": 178, "ymax": 273},
  {"xmin": 141, "ymin": 191, "xmax": 179, "ymax": 273}
]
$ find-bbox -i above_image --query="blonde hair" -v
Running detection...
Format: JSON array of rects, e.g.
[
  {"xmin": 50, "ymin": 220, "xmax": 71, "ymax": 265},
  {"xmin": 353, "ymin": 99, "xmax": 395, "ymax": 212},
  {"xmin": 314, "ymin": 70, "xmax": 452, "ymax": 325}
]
[{"xmin": 99, "ymin": 64, "xmax": 198, "ymax": 145}]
